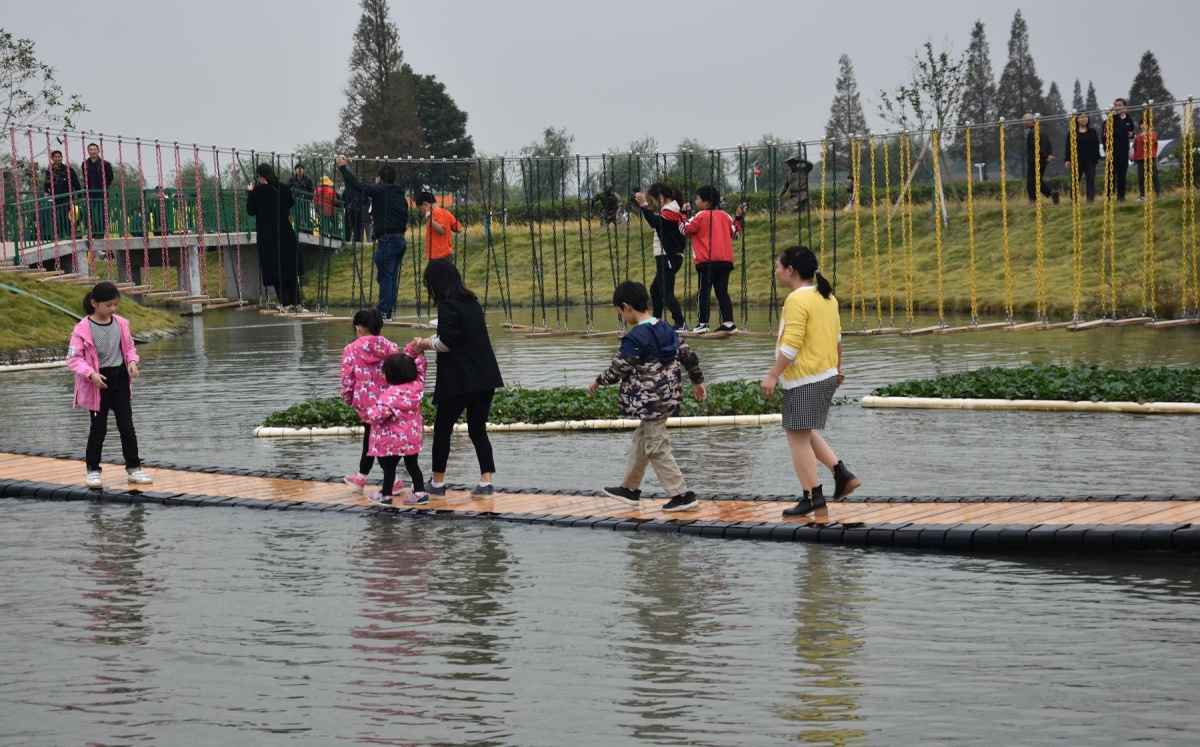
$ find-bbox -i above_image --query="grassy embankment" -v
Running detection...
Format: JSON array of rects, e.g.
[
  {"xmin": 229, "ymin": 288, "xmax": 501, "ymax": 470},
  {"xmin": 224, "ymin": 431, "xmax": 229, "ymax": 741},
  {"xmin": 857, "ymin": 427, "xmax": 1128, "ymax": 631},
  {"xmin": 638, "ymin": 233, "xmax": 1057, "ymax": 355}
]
[
  {"xmin": 307, "ymin": 194, "xmax": 1196, "ymax": 321},
  {"xmin": 0, "ymin": 275, "xmax": 180, "ymax": 359}
]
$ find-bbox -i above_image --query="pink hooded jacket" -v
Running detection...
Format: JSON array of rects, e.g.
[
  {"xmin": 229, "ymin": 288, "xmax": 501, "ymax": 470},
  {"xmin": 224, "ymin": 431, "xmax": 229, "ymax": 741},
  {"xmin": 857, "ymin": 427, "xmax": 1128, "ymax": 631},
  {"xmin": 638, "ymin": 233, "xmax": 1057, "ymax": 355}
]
[
  {"xmin": 341, "ymin": 334, "xmax": 401, "ymax": 421},
  {"xmin": 364, "ymin": 342, "xmax": 426, "ymax": 458},
  {"xmin": 66, "ymin": 314, "xmax": 140, "ymax": 411}
]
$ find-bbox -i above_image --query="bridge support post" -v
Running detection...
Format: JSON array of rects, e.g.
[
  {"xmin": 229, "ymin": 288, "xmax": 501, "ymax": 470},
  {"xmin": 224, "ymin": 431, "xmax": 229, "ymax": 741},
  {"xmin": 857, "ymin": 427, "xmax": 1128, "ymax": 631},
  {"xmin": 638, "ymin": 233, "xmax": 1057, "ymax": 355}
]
[{"xmin": 180, "ymin": 240, "xmax": 204, "ymax": 316}]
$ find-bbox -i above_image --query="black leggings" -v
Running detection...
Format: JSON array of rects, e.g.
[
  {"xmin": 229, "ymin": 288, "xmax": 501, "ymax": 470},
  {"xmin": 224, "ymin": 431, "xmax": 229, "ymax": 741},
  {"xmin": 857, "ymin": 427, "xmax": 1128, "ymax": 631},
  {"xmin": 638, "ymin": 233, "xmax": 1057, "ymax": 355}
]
[
  {"xmin": 272, "ymin": 276, "xmax": 300, "ymax": 307},
  {"xmin": 432, "ymin": 390, "xmax": 496, "ymax": 475},
  {"xmin": 651, "ymin": 254, "xmax": 684, "ymax": 325},
  {"xmin": 85, "ymin": 366, "xmax": 141, "ymax": 473},
  {"xmin": 695, "ymin": 263, "xmax": 733, "ymax": 325},
  {"xmin": 358, "ymin": 423, "xmax": 375, "ymax": 475},
  {"xmin": 379, "ymin": 454, "xmax": 424, "ymax": 496}
]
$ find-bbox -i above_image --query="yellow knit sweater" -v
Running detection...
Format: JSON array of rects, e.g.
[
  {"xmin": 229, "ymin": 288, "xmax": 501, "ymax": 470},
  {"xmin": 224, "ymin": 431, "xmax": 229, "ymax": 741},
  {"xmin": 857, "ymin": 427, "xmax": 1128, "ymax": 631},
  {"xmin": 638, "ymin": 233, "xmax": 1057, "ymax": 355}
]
[{"xmin": 776, "ymin": 286, "xmax": 840, "ymax": 388}]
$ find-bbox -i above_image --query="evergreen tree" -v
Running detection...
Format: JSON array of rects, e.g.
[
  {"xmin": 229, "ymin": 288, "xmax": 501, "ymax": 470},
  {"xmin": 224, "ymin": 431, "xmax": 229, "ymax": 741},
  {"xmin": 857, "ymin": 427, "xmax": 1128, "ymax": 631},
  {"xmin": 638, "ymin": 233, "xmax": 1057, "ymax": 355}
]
[
  {"xmin": 1043, "ymin": 82, "xmax": 1067, "ymax": 176},
  {"xmin": 1085, "ymin": 81, "xmax": 1099, "ymax": 113},
  {"xmin": 953, "ymin": 21, "xmax": 998, "ymax": 179},
  {"xmin": 996, "ymin": 10, "xmax": 1046, "ymax": 172},
  {"xmin": 825, "ymin": 54, "xmax": 869, "ymax": 171},
  {"xmin": 403, "ymin": 64, "xmax": 474, "ymax": 192},
  {"xmin": 1072, "ymin": 79, "xmax": 1084, "ymax": 112},
  {"xmin": 520, "ymin": 127, "xmax": 575, "ymax": 201},
  {"xmin": 1128, "ymin": 50, "xmax": 1181, "ymax": 140},
  {"xmin": 337, "ymin": 0, "xmax": 424, "ymax": 160}
]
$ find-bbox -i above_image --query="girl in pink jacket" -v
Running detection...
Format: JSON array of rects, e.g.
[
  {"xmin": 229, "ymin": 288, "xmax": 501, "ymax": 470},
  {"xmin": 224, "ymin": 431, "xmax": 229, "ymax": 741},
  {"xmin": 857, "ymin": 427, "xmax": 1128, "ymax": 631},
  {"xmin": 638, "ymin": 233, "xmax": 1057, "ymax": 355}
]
[
  {"xmin": 366, "ymin": 344, "xmax": 427, "ymax": 506},
  {"xmin": 66, "ymin": 282, "xmax": 153, "ymax": 489},
  {"xmin": 341, "ymin": 309, "xmax": 401, "ymax": 492}
]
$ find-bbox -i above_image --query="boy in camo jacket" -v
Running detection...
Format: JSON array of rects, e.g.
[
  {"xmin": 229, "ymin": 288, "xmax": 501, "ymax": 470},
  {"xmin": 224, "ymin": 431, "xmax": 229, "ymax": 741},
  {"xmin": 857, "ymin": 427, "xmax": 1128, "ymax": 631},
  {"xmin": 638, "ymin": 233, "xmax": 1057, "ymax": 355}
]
[{"xmin": 588, "ymin": 281, "xmax": 706, "ymax": 512}]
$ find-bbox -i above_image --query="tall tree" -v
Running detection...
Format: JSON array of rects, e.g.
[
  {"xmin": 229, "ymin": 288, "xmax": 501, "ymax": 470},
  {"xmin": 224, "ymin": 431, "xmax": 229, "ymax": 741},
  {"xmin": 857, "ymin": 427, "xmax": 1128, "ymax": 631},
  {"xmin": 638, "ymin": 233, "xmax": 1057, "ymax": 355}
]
[
  {"xmin": 1085, "ymin": 81, "xmax": 1099, "ymax": 113},
  {"xmin": 996, "ymin": 10, "xmax": 1045, "ymax": 172},
  {"xmin": 1072, "ymin": 79, "xmax": 1084, "ymax": 112},
  {"xmin": 1128, "ymin": 50, "xmax": 1181, "ymax": 140},
  {"xmin": 1043, "ymin": 82, "xmax": 1067, "ymax": 176},
  {"xmin": 402, "ymin": 64, "xmax": 474, "ymax": 192},
  {"xmin": 953, "ymin": 21, "xmax": 998, "ymax": 179},
  {"xmin": 337, "ymin": 0, "xmax": 424, "ymax": 160},
  {"xmin": 825, "ymin": 53, "xmax": 869, "ymax": 171},
  {"xmin": 520, "ymin": 127, "xmax": 575, "ymax": 201}
]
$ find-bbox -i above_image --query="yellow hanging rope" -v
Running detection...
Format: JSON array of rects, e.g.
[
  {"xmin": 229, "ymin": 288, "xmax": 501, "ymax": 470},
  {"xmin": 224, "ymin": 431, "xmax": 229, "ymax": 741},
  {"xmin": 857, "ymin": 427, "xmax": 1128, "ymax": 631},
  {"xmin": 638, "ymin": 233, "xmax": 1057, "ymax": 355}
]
[
  {"xmin": 931, "ymin": 129, "xmax": 945, "ymax": 325},
  {"xmin": 1186, "ymin": 99, "xmax": 1199, "ymax": 318},
  {"xmin": 1142, "ymin": 103, "xmax": 1156, "ymax": 317},
  {"xmin": 965, "ymin": 123, "xmax": 978, "ymax": 324},
  {"xmin": 883, "ymin": 134, "xmax": 896, "ymax": 326},
  {"xmin": 1101, "ymin": 110, "xmax": 1117, "ymax": 317},
  {"xmin": 1034, "ymin": 117, "xmax": 1047, "ymax": 322},
  {"xmin": 868, "ymin": 134, "xmax": 883, "ymax": 327},
  {"xmin": 999, "ymin": 120, "xmax": 1013, "ymax": 323},
  {"xmin": 850, "ymin": 136, "xmax": 865, "ymax": 329},
  {"xmin": 819, "ymin": 140, "xmax": 827, "ymax": 268},
  {"xmin": 902, "ymin": 133, "xmax": 917, "ymax": 327},
  {"xmin": 1069, "ymin": 115, "xmax": 1083, "ymax": 322}
]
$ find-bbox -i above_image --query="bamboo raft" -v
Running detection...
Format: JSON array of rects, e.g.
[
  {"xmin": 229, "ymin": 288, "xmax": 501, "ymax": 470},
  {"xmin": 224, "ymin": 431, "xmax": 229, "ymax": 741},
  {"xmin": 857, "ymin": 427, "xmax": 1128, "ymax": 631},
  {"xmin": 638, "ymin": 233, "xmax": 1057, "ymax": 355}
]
[{"xmin": 1, "ymin": 450, "xmax": 1197, "ymax": 552}]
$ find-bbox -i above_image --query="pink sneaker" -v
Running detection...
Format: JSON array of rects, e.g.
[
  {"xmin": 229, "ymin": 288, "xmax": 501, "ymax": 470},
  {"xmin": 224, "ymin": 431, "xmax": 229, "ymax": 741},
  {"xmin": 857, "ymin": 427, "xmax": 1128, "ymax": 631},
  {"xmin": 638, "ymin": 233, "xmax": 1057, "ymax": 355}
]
[
  {"xmin": 393, "ymin": 479, "xmax": 405, "ymax": 494},
  {"xmin": 366, "ymin": 491, "xmax": 392, "ymax": 506},
  {"xmin": 344, "ymin": 474, "xmax": 367, "ymax": 492}
]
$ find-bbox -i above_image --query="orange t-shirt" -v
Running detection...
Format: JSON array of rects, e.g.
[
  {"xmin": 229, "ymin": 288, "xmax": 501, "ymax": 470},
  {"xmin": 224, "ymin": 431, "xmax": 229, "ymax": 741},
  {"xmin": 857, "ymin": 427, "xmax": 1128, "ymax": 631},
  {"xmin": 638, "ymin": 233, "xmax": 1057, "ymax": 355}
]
[{"xmin": 425, "ymin": 206, "xmax": 460, "ymax": 259}]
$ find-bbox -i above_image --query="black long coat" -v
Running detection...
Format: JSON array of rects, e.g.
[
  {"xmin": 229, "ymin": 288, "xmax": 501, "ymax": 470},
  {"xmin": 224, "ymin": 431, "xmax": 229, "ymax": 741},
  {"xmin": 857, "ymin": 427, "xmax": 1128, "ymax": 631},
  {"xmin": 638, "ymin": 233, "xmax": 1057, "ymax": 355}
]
[{"xmin": 247, "ymin": 182, "xmax": 302, "ymax": 284}]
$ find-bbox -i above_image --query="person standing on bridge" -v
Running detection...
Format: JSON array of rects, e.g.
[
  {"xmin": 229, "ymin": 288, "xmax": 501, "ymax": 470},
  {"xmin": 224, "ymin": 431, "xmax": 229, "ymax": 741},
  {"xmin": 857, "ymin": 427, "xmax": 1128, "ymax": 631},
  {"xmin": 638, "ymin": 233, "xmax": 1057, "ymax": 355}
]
[
  {"xmin": 336, "ymin": 155, "xmax": 409, "ymax": 322},
  {"xmin": 417, "ymin": 191, "xmax": 461, "ymax": 262},
  {"xmin": 246, "ymin": 163, "xmax": 304, "ymax": 312},
  {"xmin": 81, "ymin": 143, "xmax": 114, "ymax": 238},
  {"xmin": 43, "ymin": 149, "xmax": 82, "ymax": 239},
  {"xmin": 760, "ymin": 246, "xmax": 860, "ymax": 517}
]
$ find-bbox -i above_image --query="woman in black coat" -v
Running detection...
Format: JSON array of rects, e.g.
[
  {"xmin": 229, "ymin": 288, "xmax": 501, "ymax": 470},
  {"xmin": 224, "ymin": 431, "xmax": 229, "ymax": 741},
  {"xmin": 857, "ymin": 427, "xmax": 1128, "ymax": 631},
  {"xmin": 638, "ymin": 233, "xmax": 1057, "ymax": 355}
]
[
  {"xmin": 411, "ymin": 259, "xmax": 504, "ymax": 498},
  {"xmin": 247, "ymin": 163, "xmax": 304, "ymax": 311},
  {"xmin": 1064, "ymin": 113, "xmax": 1102, "ymax": 204}
]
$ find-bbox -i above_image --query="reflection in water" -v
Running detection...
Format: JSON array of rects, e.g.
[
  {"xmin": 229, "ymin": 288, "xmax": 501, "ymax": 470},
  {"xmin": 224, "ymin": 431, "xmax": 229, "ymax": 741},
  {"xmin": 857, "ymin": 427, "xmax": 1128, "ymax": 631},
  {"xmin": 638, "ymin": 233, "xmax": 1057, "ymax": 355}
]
[
  {"xmin": 73, "ymin": 504, "xmax": 160, "ymax": 714},
  {"xmin": 783, "ymin": 547, "xmax": 868, "ymax": 747},
  {"xmin": 347, "ymin": 520, "xmax": 516, "ymax": 745}
]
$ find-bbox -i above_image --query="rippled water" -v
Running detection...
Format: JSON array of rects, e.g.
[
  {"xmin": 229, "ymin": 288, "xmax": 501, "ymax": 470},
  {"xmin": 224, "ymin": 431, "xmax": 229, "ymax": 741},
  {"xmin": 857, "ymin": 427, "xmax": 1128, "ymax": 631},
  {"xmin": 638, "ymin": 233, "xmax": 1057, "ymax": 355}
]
[{"xmin": 2, "ymin": 308, "xmax": 1199, "ymax": 745}]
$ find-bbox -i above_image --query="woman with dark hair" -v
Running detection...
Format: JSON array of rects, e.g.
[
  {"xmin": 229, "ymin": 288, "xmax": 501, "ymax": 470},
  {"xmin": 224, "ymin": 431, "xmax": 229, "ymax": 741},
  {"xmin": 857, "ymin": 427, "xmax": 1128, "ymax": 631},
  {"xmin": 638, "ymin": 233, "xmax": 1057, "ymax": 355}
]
[
  {"xmin": 410, "ymin": 259, "xmax": 504, "ymax": 497},
  {"xmin": 680, "ymin": 184, "xmax": 745, "ymax": 333},
  {"xmin": 761, "ymin": 246, "xmax": 860, "ymax": 517},
  {"xmin": 634, "ymin": 181, "xmax": 687, "ymax": 329},
  {"xmin": 247, "ymin": 162, "xmax": 304, "ymax": 312},
  {"xmin": 1064, "ymin": 113, "xmax": 1102, "ymax": 204}
]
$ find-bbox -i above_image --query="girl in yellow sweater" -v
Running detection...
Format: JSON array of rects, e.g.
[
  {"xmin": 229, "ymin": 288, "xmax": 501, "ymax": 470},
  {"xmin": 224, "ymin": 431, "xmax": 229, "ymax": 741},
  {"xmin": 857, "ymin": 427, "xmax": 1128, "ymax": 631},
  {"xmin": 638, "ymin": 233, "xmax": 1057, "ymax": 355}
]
[{"xmin": 761, "ymin": 246, "xmax": 861, "ymax": 516}]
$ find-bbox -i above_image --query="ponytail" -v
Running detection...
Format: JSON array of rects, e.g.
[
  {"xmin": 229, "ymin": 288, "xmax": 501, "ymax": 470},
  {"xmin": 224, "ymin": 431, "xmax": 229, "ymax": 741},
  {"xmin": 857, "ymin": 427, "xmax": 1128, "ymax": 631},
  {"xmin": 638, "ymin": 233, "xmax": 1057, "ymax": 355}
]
[
  {"xmin": 694, "ymin": 184, "xmax": 720, "ymax": 209},
  {"xmin": 83, "ymin": 281, "xmax": 120, "ymax": 315},
  {"xmin": 352, "ymin": 307, "xmax": 384, "ymax": 335},
  {"xmin": 647, "ymin": 181, "xmax": 684, "ymax": 206},
  {"xmin": 779, "ymin": 245, "xmax": 832, "ymax": 298}
]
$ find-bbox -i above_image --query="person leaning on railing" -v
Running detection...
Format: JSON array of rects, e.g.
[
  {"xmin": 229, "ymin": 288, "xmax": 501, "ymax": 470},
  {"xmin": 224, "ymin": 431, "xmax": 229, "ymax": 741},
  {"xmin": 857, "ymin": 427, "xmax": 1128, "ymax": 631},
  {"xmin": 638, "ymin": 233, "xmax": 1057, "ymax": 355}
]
[{"xmin": 336, "ymin": 155, "xmax": 409, "ymax": 322}]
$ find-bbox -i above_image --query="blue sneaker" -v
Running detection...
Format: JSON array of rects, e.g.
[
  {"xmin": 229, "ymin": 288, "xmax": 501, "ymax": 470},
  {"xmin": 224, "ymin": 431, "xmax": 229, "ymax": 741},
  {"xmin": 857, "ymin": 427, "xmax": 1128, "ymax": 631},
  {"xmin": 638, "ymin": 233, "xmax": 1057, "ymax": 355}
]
[
  {"xmin": 471, "ymin": 483, "xmax": 496, "ymax": 497},
  {"xmin": 426, "ymin": 483, "xmax": 447, "ymax": 496}
]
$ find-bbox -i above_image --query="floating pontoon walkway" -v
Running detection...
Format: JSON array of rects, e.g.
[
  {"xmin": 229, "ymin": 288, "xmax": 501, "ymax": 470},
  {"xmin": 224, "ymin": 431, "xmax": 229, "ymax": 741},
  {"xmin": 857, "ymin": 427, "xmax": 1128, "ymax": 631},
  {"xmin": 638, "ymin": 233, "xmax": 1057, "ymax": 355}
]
[{"xmin": 1, "ymin": 450, "xmax": 1197, "ymax": 553}]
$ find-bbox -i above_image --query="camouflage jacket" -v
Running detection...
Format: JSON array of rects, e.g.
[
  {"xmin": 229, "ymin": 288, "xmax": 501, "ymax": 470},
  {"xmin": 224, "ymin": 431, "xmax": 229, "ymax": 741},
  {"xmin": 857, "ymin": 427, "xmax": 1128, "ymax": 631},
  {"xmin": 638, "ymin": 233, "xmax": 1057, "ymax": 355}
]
[{"xmin": 595, "ymin": 318, "xmax": 704, "ymax": 420}]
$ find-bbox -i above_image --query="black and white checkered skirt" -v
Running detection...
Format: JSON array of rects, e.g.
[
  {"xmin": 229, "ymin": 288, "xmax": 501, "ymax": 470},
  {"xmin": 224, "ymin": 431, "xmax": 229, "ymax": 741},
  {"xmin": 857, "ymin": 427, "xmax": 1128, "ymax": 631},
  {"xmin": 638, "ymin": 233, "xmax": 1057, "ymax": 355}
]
[{"xmin": 781, "ymin": 375, "xmax": 839, "ymax": 430}]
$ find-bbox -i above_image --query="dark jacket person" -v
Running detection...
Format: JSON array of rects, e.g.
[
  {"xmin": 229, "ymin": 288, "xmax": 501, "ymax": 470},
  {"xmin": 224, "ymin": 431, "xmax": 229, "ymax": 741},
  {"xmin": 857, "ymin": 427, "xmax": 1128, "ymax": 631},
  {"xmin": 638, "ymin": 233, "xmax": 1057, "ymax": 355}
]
[{"xmin": 247, "ymin": 163, "xmax": 303, "ymax": 310}]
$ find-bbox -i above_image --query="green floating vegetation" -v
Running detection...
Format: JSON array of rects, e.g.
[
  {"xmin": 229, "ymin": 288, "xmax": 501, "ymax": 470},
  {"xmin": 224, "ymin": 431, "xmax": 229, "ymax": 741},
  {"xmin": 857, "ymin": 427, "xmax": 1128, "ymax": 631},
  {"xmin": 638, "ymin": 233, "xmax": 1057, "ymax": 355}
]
[
  {"xmin": 872, "ymin": 363, "xmax": 1200, "ymax": 403},
  {"xmin": 263, "ymin": 380, "xmax": 782, "ymax": 428}
]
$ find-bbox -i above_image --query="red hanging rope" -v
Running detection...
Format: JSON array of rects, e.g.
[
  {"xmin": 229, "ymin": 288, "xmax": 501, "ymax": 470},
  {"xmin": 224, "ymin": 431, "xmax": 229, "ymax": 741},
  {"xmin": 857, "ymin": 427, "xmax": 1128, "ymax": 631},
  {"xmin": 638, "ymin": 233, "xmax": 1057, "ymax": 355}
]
[
  {"xmin": 173, "ymin": 142, "xmax": 189, "ymax": 295},
  {"xmin": 191, "ymin": 145, "xmax": 208, "ymax": 296},
  {"xmin": 115, "ymin": 137, "xmax": 135, "ymax": 284},
  {"xmin": 134, "ymin": 139, "xmax": 152, "ymax": 287},
  {"xmin": 43, "ymin": 131, "xmax": 65, "ymax": 269},
  {"xmin": 60, "ymin": 131, "xmax": 83, "ymax": 276},
  {"xmin": 210, "ymin": 146, "xmax": 226, "ymax": 297},
  {"xmin": 12, "ymin": 130, "xmax": 38, "ymax": 266},
  {"xmin": 96, "ymin": 136, "xmax": 115, "ymax": 280},
  {"xmin": 154, "ymin": 141, "xmax": 170, "ymax": 288},
  {"xmin": 5, "ymin": 130, "xmax": 22, "ymax": 265},
  {"xmin": 229, "ymin": 149, "xmax": 244, "ymax": 303}
]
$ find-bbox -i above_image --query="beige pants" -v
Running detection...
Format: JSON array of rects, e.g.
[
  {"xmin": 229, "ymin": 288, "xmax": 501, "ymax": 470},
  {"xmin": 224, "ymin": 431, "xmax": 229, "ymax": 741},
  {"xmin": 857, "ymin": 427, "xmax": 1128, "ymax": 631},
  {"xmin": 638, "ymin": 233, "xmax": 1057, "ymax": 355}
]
[{"xmin": 621, "ymin": 418, "xmax": 687, "ymax": 497}]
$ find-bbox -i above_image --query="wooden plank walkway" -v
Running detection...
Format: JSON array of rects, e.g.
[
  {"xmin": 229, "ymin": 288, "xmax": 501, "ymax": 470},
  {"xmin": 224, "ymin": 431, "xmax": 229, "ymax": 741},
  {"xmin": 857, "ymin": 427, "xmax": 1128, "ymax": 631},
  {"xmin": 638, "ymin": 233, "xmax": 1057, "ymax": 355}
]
[{"xmin": 1, "ymin": 451, "xmax": 1197, "ymax": 552}]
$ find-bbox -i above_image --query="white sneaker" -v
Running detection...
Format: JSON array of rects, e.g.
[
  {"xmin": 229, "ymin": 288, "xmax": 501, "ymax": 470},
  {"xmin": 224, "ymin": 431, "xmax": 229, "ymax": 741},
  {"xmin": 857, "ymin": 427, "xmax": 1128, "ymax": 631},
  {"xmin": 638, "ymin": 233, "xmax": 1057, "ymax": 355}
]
[
  {"xmin": 85, "ymin": 471, "xmax": 102, "ymax": 489},
  {"xmin": 690, "ymin": 324, "xmax": 710, "ymax": 334},
  {"xmin": 126, "ymin": 469, "xmax": 154, "ymax": 485}
]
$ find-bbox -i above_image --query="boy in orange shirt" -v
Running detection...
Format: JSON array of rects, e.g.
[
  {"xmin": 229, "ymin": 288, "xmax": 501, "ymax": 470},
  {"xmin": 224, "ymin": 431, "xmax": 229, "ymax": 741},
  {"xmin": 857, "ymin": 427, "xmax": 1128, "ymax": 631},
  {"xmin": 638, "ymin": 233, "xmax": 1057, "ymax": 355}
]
[{"xmin": 417, "ymin": 191, "xmax": 462, "ymax": 260}]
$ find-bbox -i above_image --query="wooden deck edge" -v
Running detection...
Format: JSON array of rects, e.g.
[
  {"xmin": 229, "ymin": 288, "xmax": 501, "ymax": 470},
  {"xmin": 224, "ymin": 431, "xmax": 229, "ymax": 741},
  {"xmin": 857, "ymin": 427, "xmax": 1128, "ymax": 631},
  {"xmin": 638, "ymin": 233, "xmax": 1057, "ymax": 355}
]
[
  {"xmin": 1, "ymin": 476, "xmax": 1194, "ymax": 552},
  {"xmin": 251, "ymin": 414, "xmax": 784, "ymax": 437}
]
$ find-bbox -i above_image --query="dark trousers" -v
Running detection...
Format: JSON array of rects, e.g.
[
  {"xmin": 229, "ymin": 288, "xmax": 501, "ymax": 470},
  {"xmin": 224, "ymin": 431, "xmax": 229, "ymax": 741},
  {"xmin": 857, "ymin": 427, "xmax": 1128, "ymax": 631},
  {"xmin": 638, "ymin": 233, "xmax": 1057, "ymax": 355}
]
[
  {"xmin": 374, "ymin": 235, "xmax": 406, "ymax": 316},
  {"xmin": 1071, "ymin": 162, "xmax": 1097, "ymax": 203},
  {"xmin": 1026, "ymin": 158, "xmax": 1054, "ymax": 201},
  {"xmin": 695, "ymin": 263, "xmax": 734, "ymax": 325},
  {"xmin": 272, "ymin": 276, "xmax": 300, "ymax": 307},
  {"xmin": 431, "ymin": 390, "xmax": 496, "ymax": 475},
  {"xmin": 85, "ymin": 366, "xmax": 141, "ymax": 473},
  {"xmin": 358, "ymin": 423, "xmax": 375, "ymax": 475},
  {"xmin": 1111, "ymin": 156, "xmax": 1130, "ymax": 201},
  {"xmin": 1136, "ymin": 160, "xmax": 1161, "ymax": 197},
  {"xmin": 379, "ymin": 454, "xmax": 424, "ymax": 496},
  {"xmin": 651, "ymin": 254, "xmax": 684, "ymax": 325},
  {"xmin": 87, "ymin": 194, "xmax": 107, "ymax": 238}
]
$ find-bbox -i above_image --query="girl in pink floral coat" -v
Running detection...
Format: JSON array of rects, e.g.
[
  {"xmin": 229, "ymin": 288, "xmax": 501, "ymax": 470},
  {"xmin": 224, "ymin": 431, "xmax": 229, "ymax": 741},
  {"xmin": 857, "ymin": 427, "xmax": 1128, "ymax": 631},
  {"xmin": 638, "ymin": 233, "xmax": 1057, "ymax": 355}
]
[
  {"xmin": 366, "ymin": 342, "xmax": 428, "ymax": 506},
  {"xmin": 341, "ymin": 309, "xmax": 401, "ymax": 492}
]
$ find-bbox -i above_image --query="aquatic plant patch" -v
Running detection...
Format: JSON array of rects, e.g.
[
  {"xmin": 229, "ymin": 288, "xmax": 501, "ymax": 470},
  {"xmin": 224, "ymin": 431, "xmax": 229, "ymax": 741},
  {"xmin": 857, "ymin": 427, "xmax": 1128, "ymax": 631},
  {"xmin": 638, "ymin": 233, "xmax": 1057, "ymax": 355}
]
[{"xmin": 872, "ymin": 363, "xmax": 1200, "ymax": 403}]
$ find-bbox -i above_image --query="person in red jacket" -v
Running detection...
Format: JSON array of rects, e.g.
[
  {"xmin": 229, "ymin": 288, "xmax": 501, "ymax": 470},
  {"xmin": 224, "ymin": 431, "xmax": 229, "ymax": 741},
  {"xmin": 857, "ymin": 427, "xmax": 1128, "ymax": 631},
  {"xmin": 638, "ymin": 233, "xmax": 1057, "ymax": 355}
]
[
  {"xmin": 680, "ymin": 185, "xmax": 745, "ymax": 333},
  {"xmin": 1132, "ymin": 119, "xmax": 1162, "ymax": 201},
  {"xmin": 313, "ymin": 175, "xmax": 339, "ymax": 237}
]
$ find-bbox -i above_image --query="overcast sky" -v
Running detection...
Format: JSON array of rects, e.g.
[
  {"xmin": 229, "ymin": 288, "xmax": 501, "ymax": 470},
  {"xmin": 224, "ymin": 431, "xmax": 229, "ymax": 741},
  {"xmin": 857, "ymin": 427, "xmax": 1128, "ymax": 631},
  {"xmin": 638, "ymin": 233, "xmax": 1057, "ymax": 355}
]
[{"xmin": 6, "ymin": 0, "xmax": 1198, "ymax": 159}]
